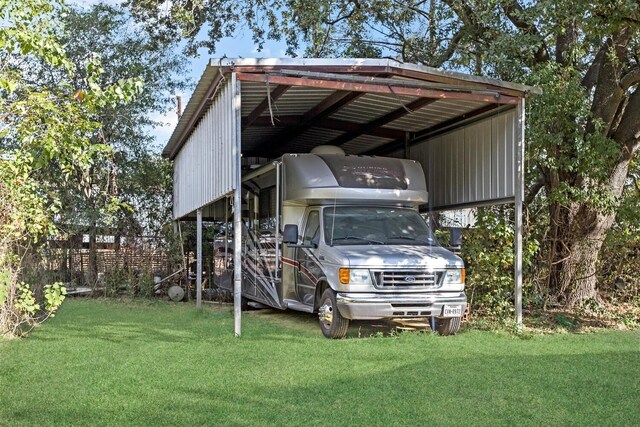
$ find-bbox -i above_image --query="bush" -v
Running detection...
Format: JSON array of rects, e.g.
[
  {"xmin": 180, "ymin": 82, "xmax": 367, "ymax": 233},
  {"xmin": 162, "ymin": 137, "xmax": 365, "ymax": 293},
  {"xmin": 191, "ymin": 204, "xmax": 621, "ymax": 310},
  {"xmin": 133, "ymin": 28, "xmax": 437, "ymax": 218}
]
[
  {"xmin": 103, "ymin": 268, "xmax": 156, "ymax": 298},
  {"xmin": 460, "ymin": 208, "xmax": 538, "ymax": 318},
  {"xmin": 0, "ymin": 269, "xmax": 66, "ymax": 337}
]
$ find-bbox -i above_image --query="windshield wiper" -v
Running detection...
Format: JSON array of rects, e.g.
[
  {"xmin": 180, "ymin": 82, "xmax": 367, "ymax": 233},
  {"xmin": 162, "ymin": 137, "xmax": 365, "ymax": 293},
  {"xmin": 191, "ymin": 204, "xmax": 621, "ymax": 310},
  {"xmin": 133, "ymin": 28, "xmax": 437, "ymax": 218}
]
[
  {"xmin": 386, "ymin": 236, "xmax": 435, "ymax": 245},
  {"xmin": 387, "ymin": 236, "xmax": 417, "ymax": 240},
  {"xmin": 331, "ymin": 236, "xmax": 384, "ymax": 245}
]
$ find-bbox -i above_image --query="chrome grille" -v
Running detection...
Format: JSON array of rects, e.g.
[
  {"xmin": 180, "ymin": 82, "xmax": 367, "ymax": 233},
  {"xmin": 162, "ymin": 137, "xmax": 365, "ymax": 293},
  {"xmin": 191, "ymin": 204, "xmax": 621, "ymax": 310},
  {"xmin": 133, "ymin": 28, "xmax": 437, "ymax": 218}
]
[{"xmin": 373, "ymin": 270, "xmax": 444, "ymax": 288}]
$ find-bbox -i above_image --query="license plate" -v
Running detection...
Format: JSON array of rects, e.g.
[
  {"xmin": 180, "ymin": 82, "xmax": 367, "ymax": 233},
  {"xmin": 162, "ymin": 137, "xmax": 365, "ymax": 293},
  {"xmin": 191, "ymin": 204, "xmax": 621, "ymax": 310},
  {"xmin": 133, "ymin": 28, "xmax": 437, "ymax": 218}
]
[{"xmin": 443, "ymin": 305, "xmax": 462, "ymax": 317}]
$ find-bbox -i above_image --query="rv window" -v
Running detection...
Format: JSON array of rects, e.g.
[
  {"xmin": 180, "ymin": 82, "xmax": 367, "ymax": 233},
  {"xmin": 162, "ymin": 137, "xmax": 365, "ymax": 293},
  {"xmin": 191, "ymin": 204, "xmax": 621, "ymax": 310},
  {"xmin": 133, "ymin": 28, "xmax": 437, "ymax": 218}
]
[
  {"xmin": 318, "ymin": 155, "xmax": 408, "ymax": 190},
  {"xmin": 303, "ymin": 211, "xmax": 320, "ymax": 246},
  {"xmin": 324, "ymin": 207, "xmax": 438, "ymax": 246}
]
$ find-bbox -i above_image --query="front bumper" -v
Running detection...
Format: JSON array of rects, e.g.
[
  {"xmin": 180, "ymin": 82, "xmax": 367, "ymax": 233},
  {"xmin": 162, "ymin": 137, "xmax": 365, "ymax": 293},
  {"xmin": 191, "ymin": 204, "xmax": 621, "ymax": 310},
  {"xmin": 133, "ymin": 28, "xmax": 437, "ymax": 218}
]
[{"xmin": 335, "ymin": 292, "xmax": 467, "ymax": 320}]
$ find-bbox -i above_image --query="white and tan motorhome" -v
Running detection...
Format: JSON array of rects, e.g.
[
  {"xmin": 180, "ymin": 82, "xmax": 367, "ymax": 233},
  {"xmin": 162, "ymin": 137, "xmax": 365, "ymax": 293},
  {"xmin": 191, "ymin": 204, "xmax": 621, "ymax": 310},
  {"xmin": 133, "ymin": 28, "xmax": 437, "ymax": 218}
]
[{"xmin": 240, "ymin": 146, "xmax": 466, "ymax": 338}]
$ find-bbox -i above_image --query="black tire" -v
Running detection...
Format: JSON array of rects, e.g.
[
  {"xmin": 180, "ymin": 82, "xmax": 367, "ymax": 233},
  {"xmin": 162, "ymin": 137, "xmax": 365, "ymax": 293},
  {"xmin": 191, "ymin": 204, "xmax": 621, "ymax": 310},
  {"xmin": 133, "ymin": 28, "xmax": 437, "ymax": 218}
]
[
  {"xmin": 436, "ymin": 316, "xmax": 461, "ymax": 336},
  {"xmin": 317, "ymin": 288, "xmax": 349, "ymax": 339}
]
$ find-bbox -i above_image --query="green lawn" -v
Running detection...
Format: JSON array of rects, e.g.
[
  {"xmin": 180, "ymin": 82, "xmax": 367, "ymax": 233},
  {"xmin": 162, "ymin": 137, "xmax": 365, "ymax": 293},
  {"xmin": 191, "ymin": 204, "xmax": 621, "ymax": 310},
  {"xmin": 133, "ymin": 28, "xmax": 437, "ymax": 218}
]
[{"xmin": 1, "ymin": 299, "xmax": 639, "ymax": 426}]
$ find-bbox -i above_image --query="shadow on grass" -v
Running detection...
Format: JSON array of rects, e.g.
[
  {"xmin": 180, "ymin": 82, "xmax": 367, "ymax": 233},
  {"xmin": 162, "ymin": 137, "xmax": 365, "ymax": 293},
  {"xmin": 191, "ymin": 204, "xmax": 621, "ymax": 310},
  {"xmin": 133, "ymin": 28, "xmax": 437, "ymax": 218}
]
[{"xmin": 248, "ymin": 308, "xmax": 432, "ymax": 339}]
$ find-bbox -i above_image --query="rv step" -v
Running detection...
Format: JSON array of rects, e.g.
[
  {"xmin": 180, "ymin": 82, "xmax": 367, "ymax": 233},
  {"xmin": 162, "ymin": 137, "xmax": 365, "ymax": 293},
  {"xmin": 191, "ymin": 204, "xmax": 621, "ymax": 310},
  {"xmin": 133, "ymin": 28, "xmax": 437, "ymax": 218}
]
[{"xmin": 283, "ymin": 299, "xmax": 315, "ymax": 313}]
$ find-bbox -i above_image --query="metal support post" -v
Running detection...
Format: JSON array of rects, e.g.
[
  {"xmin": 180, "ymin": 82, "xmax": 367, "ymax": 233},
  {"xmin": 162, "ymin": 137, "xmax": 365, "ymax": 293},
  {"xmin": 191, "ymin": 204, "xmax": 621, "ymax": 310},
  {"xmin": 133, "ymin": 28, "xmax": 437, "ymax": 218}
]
[
  {"xmin": 274, "ymin": 161, "xmax": 281, "ymax": 281},
  {"xmin": 514, "ymin": 99, "xmax": 525, "ymax": 333},
  {"xmin": 232, "ymin": 73, "xmax": 243, "ymax": 337},
  {"xmin": 196, "ymin": 208, "xmax": 202, "ymax": 309}
]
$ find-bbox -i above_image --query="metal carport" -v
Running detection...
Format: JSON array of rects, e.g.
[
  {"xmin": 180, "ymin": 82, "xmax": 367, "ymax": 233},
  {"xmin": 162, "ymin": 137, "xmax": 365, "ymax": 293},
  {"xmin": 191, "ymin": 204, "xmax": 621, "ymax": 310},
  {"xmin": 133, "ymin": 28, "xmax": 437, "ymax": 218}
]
[{"xmin": 163, "ymin": 58, "xmax": 541, "ymax": 336}]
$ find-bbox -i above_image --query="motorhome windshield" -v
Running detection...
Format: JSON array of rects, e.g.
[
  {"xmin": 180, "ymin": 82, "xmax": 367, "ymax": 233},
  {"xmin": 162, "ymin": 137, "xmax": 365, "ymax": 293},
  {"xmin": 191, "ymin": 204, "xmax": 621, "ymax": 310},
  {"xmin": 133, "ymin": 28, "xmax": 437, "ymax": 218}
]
[{"xmin": 323, "ymin": 207, "xmax": 438, "ymax": 246}]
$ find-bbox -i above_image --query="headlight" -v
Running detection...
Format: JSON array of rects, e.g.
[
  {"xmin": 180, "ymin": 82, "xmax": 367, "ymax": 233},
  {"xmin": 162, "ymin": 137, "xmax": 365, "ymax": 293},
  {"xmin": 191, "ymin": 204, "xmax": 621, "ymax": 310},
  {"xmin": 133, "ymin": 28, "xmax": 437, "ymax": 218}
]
[
  {"xmin": 338, "ymin": 268, "xmax": 372, "ymax": 285},
  {"xmin": 444, "ymin": 268, "xmax": 465, "ymax": 284}
]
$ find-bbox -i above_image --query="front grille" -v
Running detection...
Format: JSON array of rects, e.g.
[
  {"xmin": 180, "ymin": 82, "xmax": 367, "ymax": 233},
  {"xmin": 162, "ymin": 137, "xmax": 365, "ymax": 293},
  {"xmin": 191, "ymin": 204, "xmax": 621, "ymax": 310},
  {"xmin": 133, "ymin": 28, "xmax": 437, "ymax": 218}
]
[{"xmin": 373, "ymin": 270, "xmax": 444, "ymax": 288}]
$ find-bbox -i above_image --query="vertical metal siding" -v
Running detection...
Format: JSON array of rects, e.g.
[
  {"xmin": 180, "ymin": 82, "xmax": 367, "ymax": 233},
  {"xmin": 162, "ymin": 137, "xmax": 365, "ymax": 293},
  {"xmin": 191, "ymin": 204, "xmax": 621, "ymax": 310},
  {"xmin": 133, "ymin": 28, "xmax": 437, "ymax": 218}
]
[
  {"xmin": 409, "ymin": 109, "xmax": 517, "ymax": 209},
  {"xmin": 173, "ymin": 79, "xmax": 236, "ymax": 219}
]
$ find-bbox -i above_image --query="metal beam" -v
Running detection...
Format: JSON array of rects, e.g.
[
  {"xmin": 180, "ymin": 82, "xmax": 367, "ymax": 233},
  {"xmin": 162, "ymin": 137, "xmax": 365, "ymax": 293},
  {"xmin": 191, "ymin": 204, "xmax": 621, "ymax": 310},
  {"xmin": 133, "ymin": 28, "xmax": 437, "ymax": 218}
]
[
  {"xmin": 250, "ymin": 89, "xmax": 364, "ymax": 157},
  {"xmin": 241, "ymin": 85, "xmax": 290, "ymax": 130},
  {"xmin": 328, "ymin": 97, "xmax": 437, "ymax": 147},
  {"xmin": 277, "ymin": 68, "xmax": 498, "ymax": 94},
  {"xmin": 214, "ymin": 60, "xmax": 540, "ymax": 95},
  {"xmin": 515, "ymin": 99, "xmax": 525, "ymax": 333},
  {"xmin": 236, "ymin": 72, "xmax": 521, "ymax": 105},
  {"xmin": 196, "ymin": 208, "xmax": 202, "ymax": 309},
  {"xmin": 247, "ymin": 115, "xmax": 405, "ymax": 141},
  {"xmin": 232, "ymin": 73, "xmax": 243, "ymax": 337},
  {"xmin": 386, "ymin": 66, "xmax": 527, "ymax": 97}
]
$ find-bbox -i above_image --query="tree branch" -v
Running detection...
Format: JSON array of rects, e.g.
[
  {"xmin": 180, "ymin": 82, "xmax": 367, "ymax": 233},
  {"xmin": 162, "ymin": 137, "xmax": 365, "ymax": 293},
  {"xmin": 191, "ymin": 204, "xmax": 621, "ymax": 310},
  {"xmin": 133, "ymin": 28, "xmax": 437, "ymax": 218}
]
[
  {"xmin": 581, "ymin": 45, "xmax": 607, "ymax": 90},
  {"xmin": 588, "ymin": 27, "xmax": 632, "ymax": 136},
  {"xmin": 435, "ymin": 26, "xmax": 466, "ymax": 67},
  {"xmin": 323, "ymin": 0, "xmax": 360, "ymax": 25},
  {"xmin": 525, "ymin": 173, "xmax": 546, "ymax": 206},
  {"xmin": 612, "ymin": 85, "xmax": 640, "ymax": 153},
  {"xmin": 442, "ymin": 0, "xmax": 480, "ymax": 30},
  {"xmin": 621, "ymin": 67, "xmax": 640, "ymax": 91},
  {"xmin": 501, "ymin": 0, "xmax": 550, "ymax": 63},
  {"xmin": 555, "ymin": 19, "xmax": 576, "ymax": 66}
]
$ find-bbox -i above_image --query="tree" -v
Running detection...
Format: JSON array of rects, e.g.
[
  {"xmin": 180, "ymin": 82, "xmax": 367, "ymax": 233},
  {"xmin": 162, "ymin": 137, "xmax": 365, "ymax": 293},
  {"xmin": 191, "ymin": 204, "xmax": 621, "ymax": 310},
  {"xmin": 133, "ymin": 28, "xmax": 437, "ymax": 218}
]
[
  {"xmin": 0, "ymin": 0, "xmax": 143, "ymax": 336},
  {"xmin": 127, "ymin": 0, "xmax": 640, "ymax": 307},
  {"xmin": 35, "ymin": 4, "xmax": 186, "ymax": 286}
]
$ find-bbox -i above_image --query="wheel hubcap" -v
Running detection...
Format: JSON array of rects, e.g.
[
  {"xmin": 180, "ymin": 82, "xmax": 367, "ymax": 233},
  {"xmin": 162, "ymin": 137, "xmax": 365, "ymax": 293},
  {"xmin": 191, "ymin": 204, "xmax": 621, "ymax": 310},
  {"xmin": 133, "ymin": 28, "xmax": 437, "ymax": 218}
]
[{"xmin": 318, "ymin": 302, "xmax": 333, "ymax": 326}]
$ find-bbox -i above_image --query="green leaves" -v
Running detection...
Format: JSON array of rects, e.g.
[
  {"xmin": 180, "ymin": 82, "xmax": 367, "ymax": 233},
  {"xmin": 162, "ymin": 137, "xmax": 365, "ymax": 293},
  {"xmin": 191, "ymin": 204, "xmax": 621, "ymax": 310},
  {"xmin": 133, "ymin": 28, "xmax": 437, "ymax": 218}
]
[
  {"xmin": 0, "ymin": 271, "xmax": 10, "ymax": 306},
  {"xmin": 462, "ymin": 208, "xmax": 540, "ymax": 317},
  {"xmin": 14, "ymin": 283, "xmax": 40, "ymax": 316},
  {"xmin": 1, "ymin": 0, "xmax": 144, "ymax": 337},
  {"xmin": 43, "ymin": 282, "xmax": 67, "ymax": 313},
  {"xmin": 0, "ymin": 78, "xmax": 17, "ymax": 93}
]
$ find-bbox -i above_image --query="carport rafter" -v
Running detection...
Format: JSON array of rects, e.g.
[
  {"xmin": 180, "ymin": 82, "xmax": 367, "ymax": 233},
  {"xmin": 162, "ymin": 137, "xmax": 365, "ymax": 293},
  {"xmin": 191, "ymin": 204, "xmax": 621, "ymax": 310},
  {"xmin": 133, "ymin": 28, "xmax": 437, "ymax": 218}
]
[
  {"xmin": 242, "ymin": 84, "xmax": 290, "ymax": 130},
  {"xmin": 247, "ymin": 115, "xmax": 405, "ymax": 140},
  {"xmin": 327, "ymin": 97, "xmax": 437, "ymax": 147},
  {"xmin": 248, "ymin": 89, "xmax": 364, "ymax": 157}
]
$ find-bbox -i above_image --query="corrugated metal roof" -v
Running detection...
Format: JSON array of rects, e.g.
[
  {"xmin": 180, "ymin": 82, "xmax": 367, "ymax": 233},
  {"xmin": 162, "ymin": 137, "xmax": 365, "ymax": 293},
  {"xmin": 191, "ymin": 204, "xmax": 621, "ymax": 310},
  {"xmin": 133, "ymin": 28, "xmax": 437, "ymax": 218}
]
[
  {"xmin": 163, "ymin": 58, "xmax": 541, "ymax": 159},
  {"xmin": 386, "ymin": 99, "xmax": 486, "ymax": 132},
  {"xmin": 286, "ymin": 128, "xmax": 346, "ymax": 153},
  {"xmin": 330, "ymin": 93, "xmax": 417, "ymax": 124},
  {"xmin": 341, "ymin": 134, "xmax": 394, "ymax": 154}
]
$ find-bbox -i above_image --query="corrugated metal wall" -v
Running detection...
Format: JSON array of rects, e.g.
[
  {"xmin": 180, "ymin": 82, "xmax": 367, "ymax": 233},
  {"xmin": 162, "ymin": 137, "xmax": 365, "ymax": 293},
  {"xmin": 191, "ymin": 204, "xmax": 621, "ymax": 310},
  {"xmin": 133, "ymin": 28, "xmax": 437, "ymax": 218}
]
[
  {"xmin": 410, "ymin": 108, "xmax": 517, "ymax": 209},
  {"xmin": 173, "ymin": 79, "xmax": 236, "ymax": 219}
]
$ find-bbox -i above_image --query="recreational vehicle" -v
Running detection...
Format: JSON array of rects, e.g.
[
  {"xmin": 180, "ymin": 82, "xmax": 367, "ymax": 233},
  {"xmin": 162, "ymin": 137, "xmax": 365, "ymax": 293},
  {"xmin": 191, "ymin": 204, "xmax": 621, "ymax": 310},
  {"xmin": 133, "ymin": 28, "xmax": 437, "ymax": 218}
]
[{"xmin": 239, "ymin": 146, "xmax": 466, "ymax": 338}]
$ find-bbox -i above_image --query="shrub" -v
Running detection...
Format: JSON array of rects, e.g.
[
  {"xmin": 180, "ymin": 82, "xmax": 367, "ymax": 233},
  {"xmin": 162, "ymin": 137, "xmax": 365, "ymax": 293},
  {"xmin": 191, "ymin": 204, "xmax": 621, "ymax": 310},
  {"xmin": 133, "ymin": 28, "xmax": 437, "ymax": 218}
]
[{"xmin": 460, "ymin": 207, "xmax": 538, "ymax": 318}]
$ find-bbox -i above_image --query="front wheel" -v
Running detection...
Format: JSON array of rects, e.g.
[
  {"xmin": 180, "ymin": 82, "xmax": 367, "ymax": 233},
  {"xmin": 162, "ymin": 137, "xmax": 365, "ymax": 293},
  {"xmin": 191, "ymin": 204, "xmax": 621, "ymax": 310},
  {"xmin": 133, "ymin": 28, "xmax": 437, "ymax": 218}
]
[
  {"xmin": 436, "ymin": 316, "xmax": 461, "ymax": 336},
  {"xmin": 318, "ymin": 289, "xmax": 349, "ymax": 339}
]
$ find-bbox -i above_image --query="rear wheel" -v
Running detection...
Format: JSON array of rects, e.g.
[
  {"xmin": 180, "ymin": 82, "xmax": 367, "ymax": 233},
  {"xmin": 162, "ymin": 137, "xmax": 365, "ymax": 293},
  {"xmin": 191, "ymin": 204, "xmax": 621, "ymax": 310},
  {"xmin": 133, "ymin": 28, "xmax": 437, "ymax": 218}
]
[
  {"xmin": 436, "ymin": 316, "xmax": 461, "ymax": 336},
  {"xmin": 318, "ymin": 289, "xmax": 349, "ymax": 339}
]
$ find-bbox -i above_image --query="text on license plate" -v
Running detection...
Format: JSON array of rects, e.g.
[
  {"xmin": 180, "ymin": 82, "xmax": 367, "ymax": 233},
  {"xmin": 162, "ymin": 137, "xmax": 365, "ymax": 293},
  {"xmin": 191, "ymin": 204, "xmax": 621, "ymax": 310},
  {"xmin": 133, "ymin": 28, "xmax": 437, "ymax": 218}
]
[{"xmin": 443, "ymin": 305, "xmax": 462, "ymax": 317}]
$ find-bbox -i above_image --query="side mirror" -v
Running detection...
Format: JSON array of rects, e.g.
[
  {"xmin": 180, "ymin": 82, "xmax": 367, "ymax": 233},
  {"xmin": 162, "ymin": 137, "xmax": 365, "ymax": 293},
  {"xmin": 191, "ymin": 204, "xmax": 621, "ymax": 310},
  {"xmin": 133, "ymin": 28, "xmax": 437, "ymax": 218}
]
[
  {"xmin": 283, "ymin": 224, "xmax": 298, "ymax": 244},
  {"xmin": 449, "ymin": 227, "xmax": 463, "ymax": 248}
]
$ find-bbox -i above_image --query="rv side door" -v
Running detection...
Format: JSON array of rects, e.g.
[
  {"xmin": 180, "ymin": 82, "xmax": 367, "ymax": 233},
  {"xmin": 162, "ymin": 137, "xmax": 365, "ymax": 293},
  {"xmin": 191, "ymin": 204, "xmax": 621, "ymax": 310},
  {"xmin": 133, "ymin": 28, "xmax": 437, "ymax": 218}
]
[{"xmin": 295, "ymin": 210, "xmax": 320, "ymax": 306}]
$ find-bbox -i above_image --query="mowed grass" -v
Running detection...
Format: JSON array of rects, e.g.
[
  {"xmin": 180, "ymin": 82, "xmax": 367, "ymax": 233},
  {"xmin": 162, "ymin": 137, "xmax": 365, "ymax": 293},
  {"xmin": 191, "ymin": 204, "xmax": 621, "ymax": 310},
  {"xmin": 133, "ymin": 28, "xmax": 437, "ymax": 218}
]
[{"xmin": 1, "ymin": 299, "xmax": 639, "ymax": 426}]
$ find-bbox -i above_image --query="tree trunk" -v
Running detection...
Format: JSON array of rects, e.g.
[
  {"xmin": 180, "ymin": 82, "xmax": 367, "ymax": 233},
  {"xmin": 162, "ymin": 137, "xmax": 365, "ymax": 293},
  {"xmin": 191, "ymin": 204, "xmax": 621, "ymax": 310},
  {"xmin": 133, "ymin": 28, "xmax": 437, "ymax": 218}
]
[
  {"xmin": 547, "ymin": 205, "xmax": 614, "ymax": 307},
  {"xmin": 547, "ymin": 153, "xmax": 635, "ymax": 307}
]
